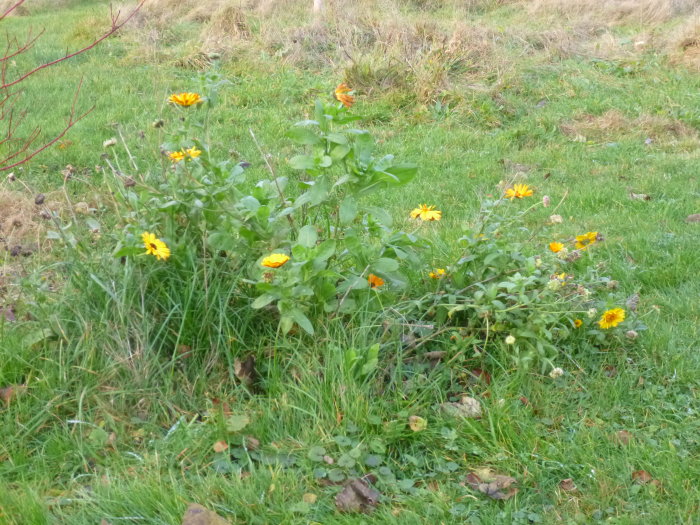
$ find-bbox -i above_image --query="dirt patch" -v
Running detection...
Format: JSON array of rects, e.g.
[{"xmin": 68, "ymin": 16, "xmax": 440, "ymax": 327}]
[
  {"xmin": 0, "ymin": 191, "xmax": 46, "ymax": 253},
  {"xmin": 560, "ymin": 110, "xmax": 699, "ymax": 143}
]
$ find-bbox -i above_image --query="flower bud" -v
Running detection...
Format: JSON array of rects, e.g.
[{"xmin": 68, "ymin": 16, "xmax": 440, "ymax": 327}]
[
  {"xmin": 505, "ymin": 335, "xmax": 516, "ymax": 345},
  {"xmin": 542, "ymin": 195, "xmax": 551, "ymax": 207},
  {"xmin": 587, "ymin": 308, "xmax": 597, "ymax": 318},
  {"xmin": 549, "ymin": 214, "xmax": 563, "ymax": 224},
  {"xmin": 625, "ymin": 330, "xmax": 638, "ymax": 340}
]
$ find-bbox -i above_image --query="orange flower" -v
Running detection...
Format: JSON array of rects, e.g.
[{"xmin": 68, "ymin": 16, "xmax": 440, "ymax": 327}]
[
  {"xmin": 168, "ymin": 92, "xmax": 202, "ymax": 107},
  {"xmin": 505, "ymin": 183, "xmax": 534, "ymax": 200},
  {"xmin": 261, "ymin": 253, "xmax": 290, "ymax": 268},
  {"xmin": 368, "ymin": 273, "xmax": 384, "ymax": 288},
  {"xmin": 334, "ymin": 83, "xmax": 355, "ymax": 108},
  {"xmin": 549, "ymin": 242, "xmax": 564, "ymax": 253}
]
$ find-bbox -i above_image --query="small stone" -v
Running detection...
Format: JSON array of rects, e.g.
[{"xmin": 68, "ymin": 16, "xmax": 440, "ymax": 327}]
[
  {"xmin": 625, "ymin": 330, "xmax": 638, "ymax": 340},
  {"xmin": 34, "ymin": 193, "xmax": 45, "ymax": 205}
]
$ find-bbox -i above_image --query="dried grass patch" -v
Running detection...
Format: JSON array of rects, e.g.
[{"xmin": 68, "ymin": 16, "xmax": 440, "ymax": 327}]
[
  {"xmin": 0, "ymin": 191, "xmax": 44, "ymax": 252},
  {"xmin": 560, "ymin": 110, "xmax": 698, "ymax": 143},
  {"xmin": 526, "ymin": 0, "xmax": 699, "ymax": 26}
]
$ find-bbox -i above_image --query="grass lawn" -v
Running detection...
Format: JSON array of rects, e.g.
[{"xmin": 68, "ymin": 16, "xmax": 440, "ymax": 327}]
[{"xmin": 1, "ymin": 1, "xmax": 699, "ymax": 523}]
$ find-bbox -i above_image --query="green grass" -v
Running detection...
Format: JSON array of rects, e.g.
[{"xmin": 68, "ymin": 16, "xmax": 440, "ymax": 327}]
[{"xmin": 1, "ymin": 2, "xmax": 700, "ymax": 524}]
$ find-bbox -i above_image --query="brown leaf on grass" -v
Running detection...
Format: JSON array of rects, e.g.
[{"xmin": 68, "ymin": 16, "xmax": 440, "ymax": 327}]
[
  {"xmin": 629, "ymin": 192, "xmax": 651, "ymax": 201},
  {"xmin": 603, "ymin": 365, "xmax": 617, "ymax": 378},
  {"xmin": 439, "ymin": 395, "xmax": 482, "ymax": 419},
  {"xmin": 559, "ymin": 478, "xmax": 576, "ymax": 491},
  {"xmin": 243, "ymin": 435, "xmax": 260, "ymax": 451},
  {"xmin": 614, "ymin": 430, "xmax": 633, "ymax": 445},
  {"xmin": 685, "ymin": 214, "xmax": 700, "ymax": 223},
  {"xmin": 335, "ymin": 477, "xmax": 382, "ymax": 513},
  {"xmin": 466, "ymin": 469, "xmax": 518, "ymax": 500},
  {"xmin": 468, "ymin": 368, "xmax": 491, "ymax": 385},
  {"xmin": 181, "ymin": 503, "xmax": 230, "ymax": 525},
  {"xmin": 423, "ymin": 351, "xmax": 446, "ymax": 361},
  {"xmin": 0, "ymin": 384, "xmax": 26, "ymax": 405},
  {"xmin": 632, "ymin": 470, "xmax": 659, "ymax": 486},
  {"xmin": 212, "ymin": 440, "xmax": 229, "ymax": 453},
  {"xmin": 234, "ymin": 355, "xmax": 258, "ymax": 388},
  {"xmin": 2, "ymin": 305, "xmax": 16, "ymax": 322}
]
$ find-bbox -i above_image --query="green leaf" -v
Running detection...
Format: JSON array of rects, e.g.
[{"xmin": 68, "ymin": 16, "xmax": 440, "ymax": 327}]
[
  {"xmin": 289, "ymin": 155, "xmax": 316, "ymax": 170},
  {"xmin": 326, "ymin": 132, "xmax": 348, "ymax": 144},
  {"xmin": 366, "ymin": 206, "xmax": 393, "ymax": 227},
  {"xmin": 373, "ymin": 258, "xmax": 399, "ymax": 273},
  {"xmin": 353, "ymin": 132, "xmax": 374, "ymax": 167},
  {"xmin": 225, "ymin": 414, "xmax": 250, "ymax": 433},
  {"xmin": 252, "ymin": 294, "xmax": 277, "ymax": 309},
  {"xmin": 307, "ymin": 446, "xmax": 326, "ymax": 462},
  {"xmin": 382, "ymin": 163, "xmax": 418, "ymax": 185},
  {"xmin": 113, "ymin": 245, "xmax": 144, "ymax": 258},
  {"xmin": 287, "ymin": 127, "xmax": 321, "ymax": 145},
  {"xmin": 297, "ymin": 225, "xmax": 318, "ymax": 248},
  {"xmin": 289, "ymin": 308, "xmax": 314, "ymax": 335},
  {"xmin": 339, "ymin": 196, "xmax": 358, "ymax": 225}
]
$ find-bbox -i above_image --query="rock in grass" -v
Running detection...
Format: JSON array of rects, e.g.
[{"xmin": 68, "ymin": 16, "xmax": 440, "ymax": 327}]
[{"xmin": 181, "ymin": 503, "xmax": 230, "ymax": 525}]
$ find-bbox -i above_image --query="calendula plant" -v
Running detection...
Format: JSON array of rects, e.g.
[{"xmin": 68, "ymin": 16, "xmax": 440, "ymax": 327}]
[{"xmin": 106, "ymin": 73, "xmax": 423, "ymax": 345}]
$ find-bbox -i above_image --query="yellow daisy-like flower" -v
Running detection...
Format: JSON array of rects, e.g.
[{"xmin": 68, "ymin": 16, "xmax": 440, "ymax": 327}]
[
  {"xmin": 334, "ymin": 83, "xmax": 354, "ymax": 108},
  {"xmin": 168, "ymin": 92, "xmax": 202, "ymax": 107},
  {"xmin": 168, "ymin": 150, "xmax": 186, "ymax": 163},
  {"xmin": 410, "ymin": 204, "xmax": 442, "ymax": 221},
  {"xmin": 368, "ymin": 273, "xmax": 384, "ymax": 288},
  {"xmin": 505, "ymin": 183, "xmax": 534, "ymax": 200},
  {"xmin": 261, "ymin": 253, "xmax": 290, "ymax": 268},
  {"xmin": 598, "ymin": 308, "xmax": 625, "ymax": 329},
  {"xmin": 575, "ymin": 231, "xmax": 598, "ymax": 250},
  {"xmin": 429, "ymin": 268, "xmax": 446, "ymax": 279},
  {"xmin": 142, "ymin": 231, "xmax": 171, "ymax": 261},
  {"xmin": 186, "ymin": 147, "xmax": 202, "ymax": 159},
  {"xmin": 574, "ymin": 319, "xmax": 583, "ymax": 328},
  {"xmin": 549, "ymin": 242, "xmax": 564, "ymax": 253}
]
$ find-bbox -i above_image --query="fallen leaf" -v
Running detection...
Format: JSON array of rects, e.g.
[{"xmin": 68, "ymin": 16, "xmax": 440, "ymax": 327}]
[
  {"xmin": 632, "ymin": 470, "xmax": 653, "ymax": 484},
  {"xmin": 302, "ymin": 493, "xmax": 317, "ymax": 504},
  {"xmin": 466, "ymin": 469, "xmax": 518, "ymax": 500},
  {"xmin": 408, "ymin": 415, "xmax": 427, "ymax": 432},
  {"xmin": 181, "ymin": 503, "xmax": 230, "ymax": 525},
  {"xmin": 685, "ymin": 214, "xmax": 700, "ymax": 223},
  {"xmin": 0, "ymin": 384, "xmax": 27, "ymax": 405},
  {"xmin": 468, "ymin": 368, "xmax": 491, "ymax": 385},
  {"xmin": 629, "ymin": 192, "xmax": 651, "ymax": 201},
  {"xmin": 519, "ymin": 396, "xmax": 530, "ymax": 406},
  {"xmin": 234, "ymin": 355, "xmax": 258, "ymax": 388},
  {"xmin": 614, "ymin": 430, "xmax": 633, "ymax": 445},
  {"xmin": 559, "ymin": 478, "xmax": 576, "ymax": 491},
  {"xmin": 212, "ymin": 440, "xmax": 229, "ymax": 453},
  {"xmin": 335, "ymin": 477, "xmax": 381, "ymax": 513},
  {"xmin": 243, "ymin": 435, "xmax": 260, "ymax": 451},
  {"xmin": 423, "ymin": 351, "xmax": 446, "ymax": 361},
  {"xmin": 439, "ymin": 395, "xmax": 482, "ymax": 419}
]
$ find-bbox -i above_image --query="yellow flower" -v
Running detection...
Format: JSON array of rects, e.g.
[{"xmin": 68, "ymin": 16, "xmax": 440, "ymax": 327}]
[
  {"xmin": 429, "ymin": 268, "xmax": 446, "ymax": 279},
  {"xmin": 334, "ymin": 83, "xmax": 354, "ymax": 108},
  {"xmin": 598, "ymin": 308, "xmax": 625, "ymax": 329},
  {"xmin": 368, "ymin": 273, "xmax": 384, "ymax": 288},
  {"xmin": 549, "ymin": 242, "xmax": 564, "ymax": 253},
  {"xmin": 168, "ymin": 92, "xmax": 202, "ymax": 107},
  {"xmin": 142, "ymin": 231, "xmax": 171, "ymax": 261},
  {"xmin": 410, "ymin": 204, "xmax": 442, "ymax": 221},
  {"xmin": 168, "ymin": 150, "xmax": 186, "ymax": 163},
  {"xmin": 186, "ymin": 147, "xmax": 202, "ymax": 159},
  {"xmin": 261, "ymin": 253, "xmax": 290, "ymax": 268},
  {"xmin": 575, "ymin": 231, "xmax": 598, "ymax": 250},
  {"xmin": 574, "ymin": 319, "xmax": 583, "ymax": 328},
  {"xmin": 505, "ymin": 183, "xmax": 534, "ymax": 200}
]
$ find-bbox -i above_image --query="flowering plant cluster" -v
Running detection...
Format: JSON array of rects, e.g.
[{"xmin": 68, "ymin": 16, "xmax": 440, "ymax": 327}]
[{"xmin": 86, "ymin": 70, "xmax": 641, "ymax": 373}]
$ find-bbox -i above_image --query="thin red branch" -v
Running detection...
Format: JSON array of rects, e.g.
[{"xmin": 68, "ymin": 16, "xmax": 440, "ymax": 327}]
[
  {"xmin": 0, "ymin": 27, "xmax": 44, "ymax": 63},
  {"xmin": 0, "ymin": 0, "xmax": 26, "ymax": 21},
  {"xmin": 1, "ymin": 0, "xmax": 146, "ymax": 90}
]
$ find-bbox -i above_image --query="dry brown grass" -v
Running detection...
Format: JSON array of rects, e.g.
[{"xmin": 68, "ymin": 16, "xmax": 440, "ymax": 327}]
[
  {"xmin": 560, "ymin": 110, "xmax": 699, "ymax": 143},
  {"xmin": 526, "ymin": 0, "xmax": 699, "ymax": 25}
]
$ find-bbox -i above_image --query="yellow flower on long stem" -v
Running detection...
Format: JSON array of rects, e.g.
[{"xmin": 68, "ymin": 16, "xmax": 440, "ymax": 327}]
[
  {"xmin": 410, "ymin": 204, "xmax": 442, "ymax": 221},
  {"xmin": 186, "ymin": 147, "xmax": 202, "ymax": 159},
  {"xmin": 598, "ymin": 308, "xmax": 625, "ymax": 329},
  {"xmin": 505, "ymin": 183, "xmax": 534, "ymax": 200},
  {"xmin": 142, "ymin": 232, "xmax": 171, "ymax": 261},
  {"xmin": 549, "ymin": 242, "xmax": 564, "ymax": 253},
  {"xmin": 429, "ymin": 268, "xmax": 446, "ymax": 279},
  {"xmin": 168, "ymin": 151, "xmax": 186, "ymax": 163},
  {"xmin": 334, "ymin": 83, "xmax": 354, "ymax": 108},
  {"xmin": 261, "ymin": 253, "xmax": 290, "ymax": 268},
  {"xmin": 574, "ymin": 319, "xmax": 583, "ymax": 328},
  {"xmin": 575, "ymin": 231, "xmax": 598, "ymax": 250},
  {"xmin": 168, "ymin": 92, "xmax": 202, "ymax": 107},
  {"xmin": 368, "ymin": 273, "xmax": 384, "ymax": 288}
]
